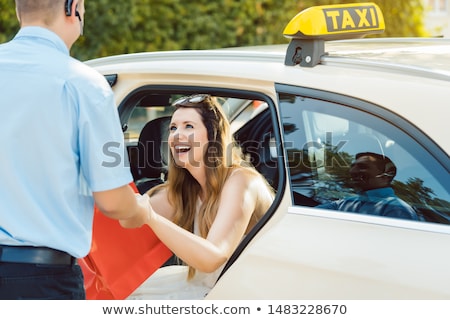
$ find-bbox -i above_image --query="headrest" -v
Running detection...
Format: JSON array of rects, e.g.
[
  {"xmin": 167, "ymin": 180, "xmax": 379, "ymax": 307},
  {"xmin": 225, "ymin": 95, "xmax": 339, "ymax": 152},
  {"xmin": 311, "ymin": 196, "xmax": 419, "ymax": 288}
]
[
  {"xmin": 136, "ymin": 116, "xmax": 171, "ymax": 179},
  {"xmin": 340, "ymin": 134, "xmax": 384, "ymax": 157}
]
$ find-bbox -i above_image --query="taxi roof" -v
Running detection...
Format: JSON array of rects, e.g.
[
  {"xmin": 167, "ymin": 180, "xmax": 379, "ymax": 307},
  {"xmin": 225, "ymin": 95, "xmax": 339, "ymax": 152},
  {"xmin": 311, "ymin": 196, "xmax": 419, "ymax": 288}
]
[
  {"xmin": 324, "ymin": 38, "xmax": 450, "ymax": 76},
  {"xmin": 225, "ymin": 38, "xmax": 450, "ymax": 78},
  {"xmin": 87, "ymin": 38, "xmax": 450, "ymax": 80}
]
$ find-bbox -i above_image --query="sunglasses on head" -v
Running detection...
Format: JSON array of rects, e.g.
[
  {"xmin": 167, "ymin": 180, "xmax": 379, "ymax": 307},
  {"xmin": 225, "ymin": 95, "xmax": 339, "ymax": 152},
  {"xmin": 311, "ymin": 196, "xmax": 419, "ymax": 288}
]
[{"xmin": 172, "ymin": 94, "xmax": 210, "ymax": 106}]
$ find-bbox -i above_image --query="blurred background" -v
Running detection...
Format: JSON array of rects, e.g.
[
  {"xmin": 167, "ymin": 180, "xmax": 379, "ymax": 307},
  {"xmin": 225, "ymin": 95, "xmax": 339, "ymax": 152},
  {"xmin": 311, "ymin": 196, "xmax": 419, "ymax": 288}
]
[{"xmin": 0, "ymin": 0, "xmax": 448, "ymax": 61}]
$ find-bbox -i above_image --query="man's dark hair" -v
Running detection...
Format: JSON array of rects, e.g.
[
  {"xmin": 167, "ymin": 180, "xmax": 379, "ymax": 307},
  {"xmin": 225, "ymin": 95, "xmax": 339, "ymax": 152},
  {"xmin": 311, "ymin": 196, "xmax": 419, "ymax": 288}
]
[{"xmin": 355, "ymin": 152, "xmax": 397, "ymax": 178}]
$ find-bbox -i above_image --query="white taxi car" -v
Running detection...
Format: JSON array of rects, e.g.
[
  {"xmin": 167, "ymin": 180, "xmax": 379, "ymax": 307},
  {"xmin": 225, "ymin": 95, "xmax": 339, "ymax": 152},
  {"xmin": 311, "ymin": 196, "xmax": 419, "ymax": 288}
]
[{"xmin": 85, "ymin": 3, "xmax": 450, "ymax": 299}]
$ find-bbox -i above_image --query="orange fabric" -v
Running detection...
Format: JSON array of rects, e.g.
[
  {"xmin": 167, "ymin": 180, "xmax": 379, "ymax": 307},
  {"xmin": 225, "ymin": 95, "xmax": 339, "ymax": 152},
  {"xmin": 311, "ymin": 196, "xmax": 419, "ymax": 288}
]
[{"xmin": 78, "ymin": 183, "xmax": 172, "ymax": 299}]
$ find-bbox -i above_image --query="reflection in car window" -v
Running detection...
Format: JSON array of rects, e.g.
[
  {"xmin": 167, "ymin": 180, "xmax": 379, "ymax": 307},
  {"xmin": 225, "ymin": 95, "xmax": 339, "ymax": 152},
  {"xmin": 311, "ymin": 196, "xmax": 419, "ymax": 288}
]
[{"xmin": 278, "ymin": 92, "xmax": 450, "ymax": 224}]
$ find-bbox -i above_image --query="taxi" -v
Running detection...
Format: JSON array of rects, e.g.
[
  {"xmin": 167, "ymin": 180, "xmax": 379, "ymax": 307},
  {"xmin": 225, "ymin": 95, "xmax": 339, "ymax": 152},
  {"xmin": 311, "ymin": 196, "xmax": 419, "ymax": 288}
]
[{"xmin": 82, "ymin": 3, "xmax": 450, "ymax": 299}]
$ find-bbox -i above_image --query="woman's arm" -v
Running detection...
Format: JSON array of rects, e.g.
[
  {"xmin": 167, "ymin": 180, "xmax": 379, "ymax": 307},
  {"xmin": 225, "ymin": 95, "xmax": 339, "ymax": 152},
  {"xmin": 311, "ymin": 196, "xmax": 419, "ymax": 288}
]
[{"xmin": 146, "ymin": 170, "xmax": 259, "ymax": 273}]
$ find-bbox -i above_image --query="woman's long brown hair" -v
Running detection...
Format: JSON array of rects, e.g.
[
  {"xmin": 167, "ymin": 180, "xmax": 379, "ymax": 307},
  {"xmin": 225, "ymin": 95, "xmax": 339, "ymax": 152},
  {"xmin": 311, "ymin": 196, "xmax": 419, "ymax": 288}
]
[{"xmin": 148, "ymin": 95, "xmax": 272, "ymax": 279}]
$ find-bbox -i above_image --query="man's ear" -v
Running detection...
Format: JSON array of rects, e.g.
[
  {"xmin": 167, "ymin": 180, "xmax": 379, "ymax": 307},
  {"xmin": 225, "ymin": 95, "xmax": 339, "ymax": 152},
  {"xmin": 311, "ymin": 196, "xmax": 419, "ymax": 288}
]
[{"xmin": 16, "ymin": 6, "xmax": 21, "ymax": 24}]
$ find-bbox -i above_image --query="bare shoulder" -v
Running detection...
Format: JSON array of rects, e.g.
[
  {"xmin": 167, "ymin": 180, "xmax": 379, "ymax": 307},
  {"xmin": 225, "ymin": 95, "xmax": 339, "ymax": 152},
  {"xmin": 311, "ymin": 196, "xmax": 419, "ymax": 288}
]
[
  {"xmin": 147, "ymin": 185, "xmax": 176, "ymax": 220},
  {"xmin": 224, "ymin": 168, "xmax": 274, "ymax": 230},
  {"xmin": 226, "ymin": 167, "xmax": 257, "ymax": 185},
  {"xmin": 226, "ymin": 168, "xmax": 274, "ymax": 198}
]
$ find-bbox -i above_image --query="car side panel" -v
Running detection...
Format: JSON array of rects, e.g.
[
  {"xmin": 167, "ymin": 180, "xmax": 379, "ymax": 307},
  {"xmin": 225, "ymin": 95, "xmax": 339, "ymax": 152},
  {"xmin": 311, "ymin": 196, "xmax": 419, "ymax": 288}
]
[{"xmin": 207, "ymin": 206, "xmax": 450, "ymax": 299}]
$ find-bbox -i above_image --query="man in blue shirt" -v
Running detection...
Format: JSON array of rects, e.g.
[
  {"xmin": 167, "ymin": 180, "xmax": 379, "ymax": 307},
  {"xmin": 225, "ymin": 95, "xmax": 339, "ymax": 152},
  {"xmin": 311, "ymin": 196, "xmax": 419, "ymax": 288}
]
[
  {"xmin": 318, "ymin": 152, "xmax": 418, "ymax": 221},
  {"xmin": 0, "ymin": 0, "xmax": 151, "ymax": 299}
]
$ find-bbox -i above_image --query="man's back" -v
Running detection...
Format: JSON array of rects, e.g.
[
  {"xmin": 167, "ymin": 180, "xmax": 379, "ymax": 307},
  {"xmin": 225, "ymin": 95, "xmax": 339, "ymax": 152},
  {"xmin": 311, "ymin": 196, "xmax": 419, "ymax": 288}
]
[
  {"xmin": 0, "ymin": 0, "xmax": 150, "ymax": 300},
  {"xmin": 0, "ymin": 26, "xmax": 131, "ymax": 257}
]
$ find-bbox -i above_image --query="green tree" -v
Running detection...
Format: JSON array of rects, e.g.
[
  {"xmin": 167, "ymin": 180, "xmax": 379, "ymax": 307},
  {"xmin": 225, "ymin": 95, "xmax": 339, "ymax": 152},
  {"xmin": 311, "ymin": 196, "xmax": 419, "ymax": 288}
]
[
  {"xmin": 393, "ymin": 177, "xmax": 435, "ymax": 205},
  {"xmin": 0, "ymin": 0, "xmax": 19, "ymax": 43},
  {"xmin": 0, "ymin": 0, "xmax": 428, "ymax": 61}
]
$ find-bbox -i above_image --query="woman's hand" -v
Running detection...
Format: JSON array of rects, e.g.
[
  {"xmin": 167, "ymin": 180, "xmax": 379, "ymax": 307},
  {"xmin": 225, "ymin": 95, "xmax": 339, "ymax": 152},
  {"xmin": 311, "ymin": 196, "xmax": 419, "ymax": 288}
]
[{"xmin": 119, "ymin": 193, "xmax": 152, "ymax": 228}]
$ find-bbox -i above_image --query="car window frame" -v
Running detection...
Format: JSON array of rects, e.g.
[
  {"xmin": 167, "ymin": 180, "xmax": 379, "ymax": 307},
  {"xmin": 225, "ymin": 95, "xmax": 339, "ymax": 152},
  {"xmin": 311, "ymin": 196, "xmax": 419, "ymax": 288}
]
[{"xmin": 276, "ymin": 83, "xmax": 450, "ymax": 226}]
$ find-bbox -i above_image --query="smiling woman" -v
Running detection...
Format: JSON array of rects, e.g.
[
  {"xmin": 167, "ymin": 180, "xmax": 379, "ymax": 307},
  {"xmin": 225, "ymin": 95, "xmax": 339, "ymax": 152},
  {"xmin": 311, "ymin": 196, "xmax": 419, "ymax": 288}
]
[
  {"xmin": 122, "ymin": 94, "xmax": 275, "ymax": 299},
  {"xmin": 169, "ymin": 106, "xmax": 209, "ymax": 171}
]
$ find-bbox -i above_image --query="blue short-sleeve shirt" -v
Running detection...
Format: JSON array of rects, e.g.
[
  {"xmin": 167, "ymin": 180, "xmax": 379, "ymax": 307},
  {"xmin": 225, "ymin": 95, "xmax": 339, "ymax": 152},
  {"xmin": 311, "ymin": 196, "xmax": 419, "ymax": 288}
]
[
  {"xmin": 0, "ymin": 27, "xmax": 133, "ymax": 257},
  {"xmin": 317, "ymin": 187, "xmax": 419, "ymax": 220}
]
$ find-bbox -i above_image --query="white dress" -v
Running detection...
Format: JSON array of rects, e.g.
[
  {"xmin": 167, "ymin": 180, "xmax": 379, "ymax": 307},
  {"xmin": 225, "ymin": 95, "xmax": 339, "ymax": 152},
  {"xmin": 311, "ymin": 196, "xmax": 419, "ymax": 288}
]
[
  {"xmin": 126, "ymin": 264, "xmax": 224, "ymax": 300},
  {"xmin": 127, "ymin": 199, "xmax": 224, "ymax": 300}
]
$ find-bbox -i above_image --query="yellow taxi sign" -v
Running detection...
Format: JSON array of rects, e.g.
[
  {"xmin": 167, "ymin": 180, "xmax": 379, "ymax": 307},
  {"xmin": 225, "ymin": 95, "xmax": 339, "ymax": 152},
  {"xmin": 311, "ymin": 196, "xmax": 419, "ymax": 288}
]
[{"xmin": 283, "ymin": 2, "xmax": 385, "ymax": 40}]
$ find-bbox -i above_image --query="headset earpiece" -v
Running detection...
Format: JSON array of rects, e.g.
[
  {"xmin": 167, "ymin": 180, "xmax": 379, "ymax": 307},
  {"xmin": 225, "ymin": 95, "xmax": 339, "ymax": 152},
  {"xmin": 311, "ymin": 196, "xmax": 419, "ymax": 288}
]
[
  {"xmin": 384, "ymin": 162, "xmax": 396, "ymax": 178},
  {"xmin": 65, "ymin": 0, "xmax": 74, "ymax": 16}
]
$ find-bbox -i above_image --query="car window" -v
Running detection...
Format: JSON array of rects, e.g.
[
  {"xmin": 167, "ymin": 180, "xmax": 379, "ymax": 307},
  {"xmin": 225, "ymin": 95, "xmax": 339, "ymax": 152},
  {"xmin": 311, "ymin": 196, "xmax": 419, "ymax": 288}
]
[
  {"xmin": 126, "ymin": 102, "xmax": 175, "ymax": 142},
  {"xmin": 126, "ymin": 95, "xmax": 266, "ymax": 142},
  {"xmin": 278, "ymin": 90, "xmax": 450, "ymax": 224}
]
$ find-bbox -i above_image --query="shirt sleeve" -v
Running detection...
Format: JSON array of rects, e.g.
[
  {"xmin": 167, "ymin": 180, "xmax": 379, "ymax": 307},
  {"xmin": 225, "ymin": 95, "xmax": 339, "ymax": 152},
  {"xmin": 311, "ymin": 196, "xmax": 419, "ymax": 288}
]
[
  {"xmin": 75, "ymin": 78, "xmax": 133, "ymax": 192},
  {"xmin": 316, "ymin": 201, "xmax": 339, "ymax": 210},
  {"xmin": 382, "ymin": 198, "xmax": 419, "ymax": 220}
]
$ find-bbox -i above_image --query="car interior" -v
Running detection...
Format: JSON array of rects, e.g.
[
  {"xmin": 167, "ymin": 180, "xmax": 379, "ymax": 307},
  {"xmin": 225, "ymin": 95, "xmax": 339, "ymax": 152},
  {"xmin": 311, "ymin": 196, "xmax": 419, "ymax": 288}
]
[{"xmin": 133, "ymin": 116, "xmax": 171, "ymax": 194}]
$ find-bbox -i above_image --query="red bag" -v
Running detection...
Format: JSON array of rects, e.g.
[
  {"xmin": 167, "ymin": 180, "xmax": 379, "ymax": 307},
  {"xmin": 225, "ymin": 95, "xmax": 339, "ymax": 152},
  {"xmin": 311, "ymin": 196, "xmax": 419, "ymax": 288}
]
[{"xmin": 78, "ymin": 184, "xmax": 172, "ymax": 299}]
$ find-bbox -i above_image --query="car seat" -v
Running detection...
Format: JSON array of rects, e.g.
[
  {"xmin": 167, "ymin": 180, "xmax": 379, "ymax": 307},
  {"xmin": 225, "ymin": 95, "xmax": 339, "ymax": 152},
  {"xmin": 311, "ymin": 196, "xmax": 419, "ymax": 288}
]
[
  {"xmin": 234, "ymin": 109, "xmax": 279, "ymax": 190},
  {"xmin": 339, "ymin": 133, "xmax": 384, "ymax": 157},
  {"xmin": 135, "ymin": 116, "xmax": 171, "ymax": 194}
]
